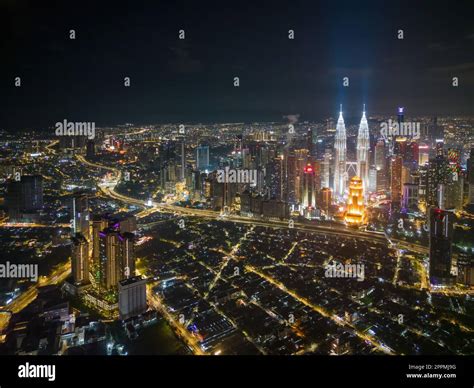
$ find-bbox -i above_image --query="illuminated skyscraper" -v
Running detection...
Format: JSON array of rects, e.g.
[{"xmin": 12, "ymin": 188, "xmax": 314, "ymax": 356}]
[
  {"xmin": 356, "ymin": 106, "xmax": 370, "ymax": 195},
  {"xmin": 295, "ymin": 148, "xmax": 309, "ymax": 202},
  {"xmin": 302, "ymin": 163, "xmax": 316, "ymax": 209},
  {"xmin": 374, "ymin": 139, "xmax": 386, "ymax": 170},
  {"xmin": 72, "ymin": 193, "xmax": 90, "ymax": 240},
  {"xmin": 320, "ymin": 187, "xmax": 332, "ymax": 216},
  {"xmin": 445, "ymin": 148, "xmax": 463, "ymax": 211},
  {"xmin": 418, "ymin": 144, "xmax": 430, "ymax": 166},
  {"xmin": 321, "ymin": 149, "xmax": 331, "ymax": 189},
  {"xmin": 429, "ymin": 208, "xmax": 454, "ymax": 285},
  {"xmin": 402, "ymin": 183, "xmax": 419, "ymax": 211},
  {"xmin": 426, "ymin": 153, "xmax": 450, "ymax": 208},
  {"xmin": 286, "ymin": 153, "xmax": 297, "ymax": 204},
  {"xmin": 390, "ymin": 155, "xmax": 403, "ymax": 207},
  {"xmin": 71, "ymin": 233, "xmax": 90, "ymax": 285},
  {"xmin": 268, "ymin": 156, "xmax": 284, "ymax": 201},
  {"xmin": 468, "ymin": 148, "xmax": 474, "ymax": 205},
  {"xmin": 196, "ymin": 145, "xmax": 210, "ymax": 171},
  {"xmin": 345, "ymin": 176, "xmax": 365, "ymax": 225},
  {"xmin": 333, "ymin": 106, "xmax": 347, "ymax": 198},
  {"xmin": 94, "ymin": 218, "xmax": 136, "ymax": 290},
  {"xmin": 102, "ymin": 229, "xmax": 121, "ymax": 289},
  {"xmin": 179, "ymin": 136, "xmax": 186, "ymax": 182},
  {"xmin": 307, "ymin": 127, "xmax": 314, "ymax": 156},
  {"xmin": 92, "ymin": 216, "xmax": 108, "ymax": 265},
  {"xmin": 120, "ymin": 232, "xmax": 135, "ymax": 279}
]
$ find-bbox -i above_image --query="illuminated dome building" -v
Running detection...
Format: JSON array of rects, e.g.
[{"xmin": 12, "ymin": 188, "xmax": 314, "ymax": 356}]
[{"xmin": 344, "ymin": 176, "xmax": 366, "ymax": 225}]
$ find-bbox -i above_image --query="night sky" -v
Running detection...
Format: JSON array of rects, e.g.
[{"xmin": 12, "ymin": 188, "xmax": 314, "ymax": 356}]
[{"xmin": 1, "ymin": 0, "xmax": 473, "ymax": 130}]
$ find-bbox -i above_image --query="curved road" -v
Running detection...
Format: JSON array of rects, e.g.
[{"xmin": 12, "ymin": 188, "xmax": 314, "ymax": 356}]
[{"xmin": 76, "ymin": 154, "xmax": 409, "ymax": 246}]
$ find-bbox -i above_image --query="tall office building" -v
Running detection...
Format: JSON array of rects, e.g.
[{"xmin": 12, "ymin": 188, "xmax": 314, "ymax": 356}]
[
  {"xmin": 397, "ymin": 107, "xmax": 404, "ymax": 127},
  {"xmin": 302, "ymin": 163, "xmax": 316, "ymax": 209},
  {"xmin": 118, "ymin": 276, "xmax": 147, "ymax": 320},
  {"xmin": 295, "ymin": 149, "xmax": 309, "ymax": 202},
  {"xmin": 6, "ymin": 175, "xmax": 43, "ymax": 222},
  {"xmin": 268, "ymin": 156, "xmax": 284, "ymax": 201},
  {"xmin": 196, "ymin": 145, "xmax": 210, "ymax": 171},
  {"xmin": 468, "ymin": 148, "xmax": 474, "ymax": 204},
  {"xmin": 20, "ymin": 175, "xmax": 43, "ymax": 211},
  {"xmin": 306, "ymin": 127, "xmax": 313, "ymax": 157},
  {"xmin": 102, "ymin": 229, "xmax": 121, "ymax": 289},
  {"xmin": 5, "ymin": 180, "xmax": 22, "ymax": 221},
  {"xmin": 390, "ymin": 155, "xmax": 403, "ymax": 207},
  {"xmin": 418, "ymin": 144, "xmax": 430, "ymax": 166},
  {"xmin": 286, "ymin": 153, "xmax": 297, "ymax": 205},
  {"xmin": 159, "ymin": 140, "xmax": 178, "ymax": 190},
  {"xmin": 320, "ymin": 187, "xmax": 332, "ymax": 216},
  {"xmin": 242, "ymin": 148, "xmax": 252, "ymax": 169},
  {"xmin": 92, "ymin": 216, "xmax": 108, "ymax": 265},
  {"xmin": 178, "ymin": 136, "xmax": 186, "ymax": 182},
  {"xmin": 429, "ymin": 208, "xmax": 454, "ymax": 285},
  {"xmin": 333, "ymin": 106, "xmax": 347, "ymax": 199},
  {"xmin": 321, "ymin": 149, "xmax": 331, "ymax": 189},
  {"xmin": 426, "ymin": 154, "xmax": 450, "ymax": 208},
  {"xmin": 404, "ymin": 141, "xmax": 419, "ymax": 171},
  {"xmin": 389, "ymin": 107, "xmax": 405, "ymax": 155},
  {"xmin": 313, "ymin": 160, "xmax": 322, "ymax": 191},
  {"xmin": 374, "ymin": 139, "xmax": 387, "ymax": 192},
  {"xmin": 374, "ymin": 139, "xmax": 386, "ymax": 170},
  {"xmin": 443, "ymin": 148, "xmax": 463, "ymax": 211},
  {"xmin": 429, "ymin": 116, "xmax": 444, "ymax": 145},
  {"xmin": 72, "ymin": 193, "xmax": 90, "ymax": 240},
  {"xmin": 307, "ymin": 127, "xmax": 318, "ymax": 158},
  {"xmin": 356, "ymin": 106, "xmax": 370, "ymax": 195},
  {"xmin": 71, "ymin": 234, "xmax": 90, "ymax": 285},
  {"xmin": 402, "ymin": 183, "xmax": 419, "ymax": 211},
  {"xmin": 120, "ymin": 232, "xmax": 135, "ymax": 279},
  {"xmin": 418, "ymin": 164, "xmax": 428, "ymax": 202},
  {"xmin": 368, "ymin": 168, "xmax": 377, "ymax": 193},
  {"xmin": 86, "ymin": 140, "xmax": 95, "ymax": 159},
  {"xmin": 401, "ymin": 165, "xmax": 412, "ymax": 187}
]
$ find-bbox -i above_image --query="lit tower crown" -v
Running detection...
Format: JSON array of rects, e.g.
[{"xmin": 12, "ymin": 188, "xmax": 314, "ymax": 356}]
[
  {"xmin": 356, "ymin": 105, "xmax": 370, "ymax": 195},
  {"xmin": 333, "ymin": 105, "xmax": 347, "ymax": 198}
]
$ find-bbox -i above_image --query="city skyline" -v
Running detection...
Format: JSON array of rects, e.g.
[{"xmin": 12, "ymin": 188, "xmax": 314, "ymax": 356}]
[{"xmin": 0, "ymin": 1, "xmax": 473, "ymax": 385}]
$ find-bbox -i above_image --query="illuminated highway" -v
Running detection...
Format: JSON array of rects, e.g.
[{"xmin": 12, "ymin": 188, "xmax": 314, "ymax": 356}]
[
  {"xmin": 77, "ymin": 153, "xmax": 396, "ymax": 246},
  {"xmin": 0, "ymin": 262, "xmax": 71, "ymax": 333}
]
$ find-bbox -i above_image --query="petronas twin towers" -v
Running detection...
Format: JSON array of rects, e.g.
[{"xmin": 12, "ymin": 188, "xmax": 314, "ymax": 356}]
[
  {"xmin": 333, "ymin": 105, "xmax": 370, "ymax": 199},
  {"xmin": 333, "ymin": 106, "xmax": 347, "ymax": 198}
]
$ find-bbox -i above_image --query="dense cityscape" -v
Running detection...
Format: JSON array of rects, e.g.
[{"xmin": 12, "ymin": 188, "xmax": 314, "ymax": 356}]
[
  {"xmin": 0, "ymin": 112, "xmax": 473, "ymax": 356},
  {"xmin": 0, "ymin": 3, "xmax": 473, "ymax": 386}
]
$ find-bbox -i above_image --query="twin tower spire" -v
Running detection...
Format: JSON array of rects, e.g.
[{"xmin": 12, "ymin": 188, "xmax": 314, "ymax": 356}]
[{"xmin": 333, "ymin": 105, "xmax": 370, "ymax": 198}]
